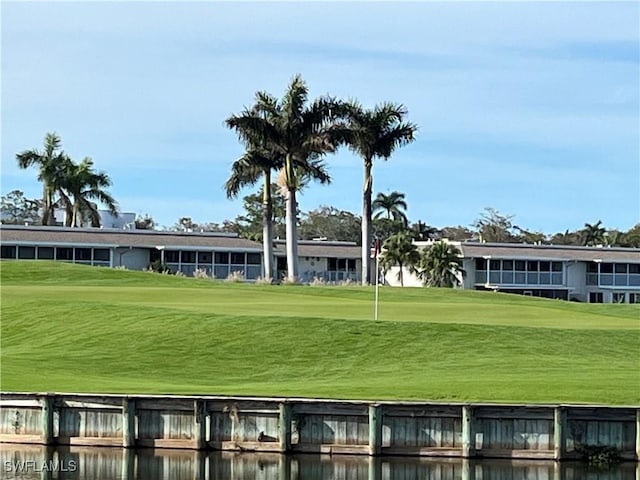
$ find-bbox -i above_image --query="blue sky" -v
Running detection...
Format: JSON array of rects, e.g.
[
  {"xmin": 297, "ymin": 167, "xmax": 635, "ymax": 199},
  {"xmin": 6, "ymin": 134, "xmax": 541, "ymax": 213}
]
[{"xmin": 2, "ymin": 1, "xmax": 639, "ymax": 233}]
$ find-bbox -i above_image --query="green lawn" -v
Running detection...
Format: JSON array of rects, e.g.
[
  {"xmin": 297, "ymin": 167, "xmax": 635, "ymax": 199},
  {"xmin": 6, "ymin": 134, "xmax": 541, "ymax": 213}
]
[{"xmin": 1, "ymin": 261, "xmax": 639, "ymax": 404}]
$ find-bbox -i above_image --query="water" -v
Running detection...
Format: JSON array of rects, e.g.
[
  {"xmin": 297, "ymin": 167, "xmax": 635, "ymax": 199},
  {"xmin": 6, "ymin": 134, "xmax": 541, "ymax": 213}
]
[{"xmin": 0, "ymin": 445, "xmax": 636, "ymax": 480}]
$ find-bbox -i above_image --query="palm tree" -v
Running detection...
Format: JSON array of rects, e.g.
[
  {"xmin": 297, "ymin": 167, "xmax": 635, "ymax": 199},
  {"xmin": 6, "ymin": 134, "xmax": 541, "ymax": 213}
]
[
  {"xmin": 226, "ymin": 75, "xmax": 340, "ymax": 282},
  {"xmin": 581, "ymin": 220, "xmax": 607, "ymax": 246},
  {"xmin": 380, "ymin": 231, "xmax": 420, "ymax": 287},
  {"xmin": 418, "ymin": 241, "xmax": 465, "ymax": 287},
  {"xmin": 16, "ymin": 132, "xmax": 69, "ymax": 225},
  {"xmin": 60, "ymin": 158, "xmax": 118, "ymax": 227},
  {"xmin": 341, "ymin": 102, "xmax": 417, "ymax": 285},
  {"xmin": 373, "ymin": 191, "xmax": 409, "ymax": 226},
  {"xmin": 225, "ymin": 149, "xmax": 283, "ymax": 281}
]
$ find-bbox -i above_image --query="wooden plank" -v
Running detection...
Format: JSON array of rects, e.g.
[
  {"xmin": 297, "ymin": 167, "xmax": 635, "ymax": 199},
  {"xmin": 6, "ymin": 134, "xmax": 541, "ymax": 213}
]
[
  {"xmin": 474, "ymin": 406, "xmax": 553, "ymax": 420},
  {"xmin": 0, "ymin": 434, "xmax": 44, "ymax": 444},
  {"xmin": 292, "ymin": 443, "xmax": 370, "ymax": 455},
  {"xmin": 475, "ymin": 448, "xmax": 555, "ymax": 460},
  {"xmin": 553, "ymin": 407, "xmax": 566, "ymax": 460},
  {"xmin": 57, "ymin": 436, "xmax": 124, "ymax": 447},
  {"xmin": 0, "ymin": 400, "xmax": 41, "ymax": 408},
  {"xmin": 122, "ymin": 399, "xmax": 135, "ymax": 448},
  {"xmin": 381, "ymin": 446, "xmax": 463, "ymax": 457},
  {"xmin": 194, "ymin": 400, "xmax": 206, "ymax": 450},
  {"xmin": 292, "ymin": 404, "xmax": 368, "ymax": 416},
  {"xmin": 136, "ymin": 438, "xmax": 197, "ymax": 449},
  {"xmin": 40, "ymin": 396, "xmax": 54, "ymax": 444}
]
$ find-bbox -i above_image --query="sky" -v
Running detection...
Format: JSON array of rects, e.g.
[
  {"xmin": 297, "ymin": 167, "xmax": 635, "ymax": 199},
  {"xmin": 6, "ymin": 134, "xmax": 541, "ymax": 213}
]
[{"xmin": 2, "ymin": 1, "xmax": 639, "ymax": 234}]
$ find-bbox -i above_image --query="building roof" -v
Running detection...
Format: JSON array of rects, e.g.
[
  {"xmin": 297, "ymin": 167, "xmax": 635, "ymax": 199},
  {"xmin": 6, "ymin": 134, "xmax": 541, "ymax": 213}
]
[
  {"xmin": 458, "ymin": 242, "xmax": 640, "ymax": 263},
  {"xmin": 273, "ymin": 239, "xmax": 361, "ymax": 259},
  {"xmin": 0, "ymin": 225, "xmax": 263, "ymax": 252}
]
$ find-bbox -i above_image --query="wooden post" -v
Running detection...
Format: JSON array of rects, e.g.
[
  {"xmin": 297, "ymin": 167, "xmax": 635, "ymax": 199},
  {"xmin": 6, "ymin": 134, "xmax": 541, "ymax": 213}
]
[
  {"xmin": 194, "ymin": 400, "xmax": 207, "ymax": 450},
  {"xmin": 636, "ymin": 408, "xmax": 640, "ymax": 462},
  {"xmin": 279, "ymin": 402, "xmax": 292, "ymax": 453},
  {"xmin": 553, "ymin": 406, "xmax": 566, "ymax": 461},
  {"xmin": 368, "ymin": 404, "xmax": 383, "ymax": 456},
  {"xmin": 462, "ymin": 405, "xmax": 475, "ymax": 458},
  {"xmin": 367, "ymin": 456, "xmax": 381, "ymax": 480},
  {"xmin": 122, "ymin": 398, "xmax": 136, "ymax": 448},
  {"xmin": 40, "ymin": 395, "xmax": 54, "ymax": 445}
]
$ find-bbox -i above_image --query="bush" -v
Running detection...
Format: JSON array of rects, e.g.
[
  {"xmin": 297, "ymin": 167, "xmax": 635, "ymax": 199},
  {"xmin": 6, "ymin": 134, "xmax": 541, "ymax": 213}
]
[
  {"xmin": 225, "ymin": 271, "xmax": 245, "ymax": 283},
  {"xmin": 149, "ymin": 260, "xmax": 172, "ymax": 274},
  {"xmin": 255, "ymin": 276, "xmax": 273, "ymax": 285},
  {"xmin": 310, "ymin": 276, "xmax": 327, "ymax": 286},
  {"xmin": 193, "ymin": 268, "xmax": 210, "ymax": 279}
]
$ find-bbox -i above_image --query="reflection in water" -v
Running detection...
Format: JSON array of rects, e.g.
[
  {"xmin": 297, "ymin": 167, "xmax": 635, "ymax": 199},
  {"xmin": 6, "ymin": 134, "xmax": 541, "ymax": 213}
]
[{"xmin": 0, "ymin": 445, "xmax": 636, "ymax": 480}]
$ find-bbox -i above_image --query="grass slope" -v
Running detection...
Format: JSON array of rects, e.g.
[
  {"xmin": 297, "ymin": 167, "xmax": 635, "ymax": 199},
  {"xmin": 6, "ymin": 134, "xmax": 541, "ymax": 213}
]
[{"xmin": 1, "ymin": 261, "xmax": 639, "ymax": 404}]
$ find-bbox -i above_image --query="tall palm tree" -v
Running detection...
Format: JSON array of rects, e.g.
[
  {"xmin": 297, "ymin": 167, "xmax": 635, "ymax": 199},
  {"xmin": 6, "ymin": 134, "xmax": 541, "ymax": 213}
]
[
  {"xmin": 342, "ymin": 102, "xmax": 417, "ymax": 285},
  {"xmin": 225, "ymin": 149, "xmax": 283, "ymax": 281},
  {"xmin": 581, "ymin": 220, "xmax": 607, "ymax": 246},
  {"xmin": 226, "ymin": 75, "xmax": 340, "ymax": 282},
  {"xmin": 380, "ymin": 231, "xmax": 420, "ymax": 287},
  {"xmin": 16, "ymin": 132, "xmax": 69, "ymax": 225},
  {"xmin": 372, "ymin": 191, "xmax": 409, "ymax": 226},
  {"xmin": 61, "ymin": 158, "xmax": 118, "ymax": 227},
  {"xmin": 418, "ymin": 241, "xmax": 465, "ymax": 287}
]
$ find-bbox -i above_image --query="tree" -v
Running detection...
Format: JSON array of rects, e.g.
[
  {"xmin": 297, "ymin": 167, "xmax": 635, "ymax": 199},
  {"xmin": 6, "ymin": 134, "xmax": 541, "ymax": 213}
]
[
  {"xmin": 372, "ymin": 217, "xmax": 406, "ymax": 242},
  {"xmin": 299, "ymin": 206, "xmax": 361, "ymax": 243},
  {"xmin": 230, "ymin": 185, "xmax": 286, "ymax": 242},
  {"xmin": 472, "ymin": 207, "xmax": 518, "ymax": 243},
  {"xmin": 581, "ymin": 220, "xmax": 607, "ymax": 246},
  {"xmin": 380, "ymin": 231, "xmax": 420, "ymax": 287},
  {"xmin": 372, "ymin": 191, "xmax": 409, "ymax": 226},
  {"xmin": 0, "ymin": 190, "xmax": 41, "ymax": 225},
  {"xmin": 410, "ymin": 220, "xmax": 439, "ymax": 241},
  {"xmin": 341, "ymin": 102, "xmax": 417, "ymax": 285},
  {"xmin": 514, "ymin": 226, "xmax": 547, "ymax": 245},
  {"xmin": 549, "ymin": 229, "xmax": 581, "ymax": 246},
  {"xmin": 439, "ymin": 225, "xmax": 474, "ymax": 242},
  {"xmin": 224, "ymin": 148, "xmax": 284, "ymax": 280},
  {"xmin": 619, "ymin": 223, "xmax": 640, "ymax": 248},
  {"xmin": 135, "ymin": 214, "xmax": 156, "ymax": 230},
  {"xmin": 418, "ymin": 241, "xmax": 465, "ymax": 287},
  {"xmin": 16, "ymin": 132, "xmax": 69, "ymax": 225},
  {"xmin": 60, "ymin": 158, "xmax": 118, "ymax": 227},
  {"xmin": 226, "ymin": 74, "xmax": 340, "ymax": 282}
]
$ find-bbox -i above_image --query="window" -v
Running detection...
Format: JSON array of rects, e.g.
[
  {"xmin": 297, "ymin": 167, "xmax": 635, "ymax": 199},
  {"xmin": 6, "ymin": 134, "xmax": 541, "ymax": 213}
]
[
  {"xmin": 215, "ymin": 252, "xmax": 229, "ymax": 264},
  {"xmin": 197, "ymin": 252, "xmax": 212, "ymax": 264},
  {"xmin": 56, "ymin": 248, "xmax": 73, "ymax": 260},
  {"xmin": 613, "ymin": 293, "xmax": 626, "ymax": 304},
  {"xmin": 75, "ymin": 248, "xmax": 92, "ymax": 261},
  {"xmin": 515, "ymin": 261, "xmax": 526, "ymax": 271},
  {"xmin": 527, "ymin": 261, "xmax": 538, "ymax": 271},
  {"xmin": 231, "ymin": 252, "xmax": 245, "ymax": 265},
  {"xmin": 539, "ymin": 261, "xmax": 550, "ymax": 272},
  {"xmin": 37, "ymin": 247, "xmax": 54, "ymax": 260},
  {"xmin": 552, "ymin": 262, "xmax": 563, "ymax": 272},
  {"xmin": 589, "ymin": 292, "xmax": 603, "ymax": 303},
  {"xmin": 629, "ymin": 264, "xmax": 640, "ymax": 274},
  {"xmin": 338, "ymin": 258, "xmax": 347, "ymax": 270},
  {"xmin": 328, "ymin": 258, "xmax": 337, "ymax": 271},
  {"xmin": 164, "ymin": 250, "xmax": 179, "ymax": 263},
  {"xmin": 1, "ymin": 246, "xmax": 16, "ymax": 258},
  {"xmin": 614, "ymin": 264, "xmax": 627, "ymax": 274},
  {"xmin": 489, "ymin": 260, "xmax": 500, "ymax": 271},
  {"xmin": 18, "ymin": 246, "xmax": 36, "ymax": 259},
  {"xmin": 475, "ymin": 258, "xmax": 486, "ymax": 270},
  {"xmin": 502, "ymin": 260, "xmax": 513, "ymax": 270},
  {"xmin": 347, "ymin": 259, "xmax": 356, "ymax": 271},
  {"xmin": 247, "ymin": 253, "xmax": 261, "ymax": 265},
  {"xmin": 600, "ymin": 263, "xmax": 613, "ymax": 274},
  {"xmin": 94, "ymin": 249, "xmax": 110, "ymax": 261},
  {"xmin": 181, "ymin": 251, "xmax": 196, "ymax": 263},
  {"xmin": 587, "ymin": 262, "xmax": 598, "ymax": 273}
]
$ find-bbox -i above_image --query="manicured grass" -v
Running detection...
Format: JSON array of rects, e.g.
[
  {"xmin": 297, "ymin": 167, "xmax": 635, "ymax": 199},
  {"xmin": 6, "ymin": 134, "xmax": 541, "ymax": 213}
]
[{"xmin": 1, "ymin": 261, "xmax": 638, "ymax": 404}]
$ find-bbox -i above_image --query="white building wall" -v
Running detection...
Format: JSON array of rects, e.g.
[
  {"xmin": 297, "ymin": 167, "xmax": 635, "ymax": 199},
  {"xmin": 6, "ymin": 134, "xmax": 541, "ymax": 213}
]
[{"xmin": 113, "ymin": 248, "xmax": 150, "ymax": 270}]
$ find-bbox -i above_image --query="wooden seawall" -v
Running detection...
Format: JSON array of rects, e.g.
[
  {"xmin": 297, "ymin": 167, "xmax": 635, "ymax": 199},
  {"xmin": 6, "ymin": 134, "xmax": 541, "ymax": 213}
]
[{"xmin": 1, "ymin": 393, "xmax": 638, "ymax": 461}]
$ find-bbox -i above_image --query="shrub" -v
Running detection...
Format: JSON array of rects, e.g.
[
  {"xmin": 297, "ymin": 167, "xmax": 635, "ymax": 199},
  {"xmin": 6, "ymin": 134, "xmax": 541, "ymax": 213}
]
[
  {"xmin": 255, "ymin": 276, "xmax": 273, "ymax": 285},
  {"xmin": 338, "ymin": 278, "xmax": 357, "ymax": 286},
  {"xmin": 193, "ymin": 268, "xmax": 210, "ymax": 279},
  {"xmin": 149, "ymin": 260, "xmax": 172, "ymax": 274},
  {"xmin": 310, "ymin": 276, "xmax": 326, "ymax": 286},
  {"xmin": 225, "ymin": 270, "xmax": 245, "ymax": 283}
]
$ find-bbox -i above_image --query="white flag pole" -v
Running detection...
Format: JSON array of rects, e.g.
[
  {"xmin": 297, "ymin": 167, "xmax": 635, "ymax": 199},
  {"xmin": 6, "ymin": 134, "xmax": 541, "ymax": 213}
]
[{"xmin": 373, "ymin": 250, "xmax": 380, "ymax": 322}]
